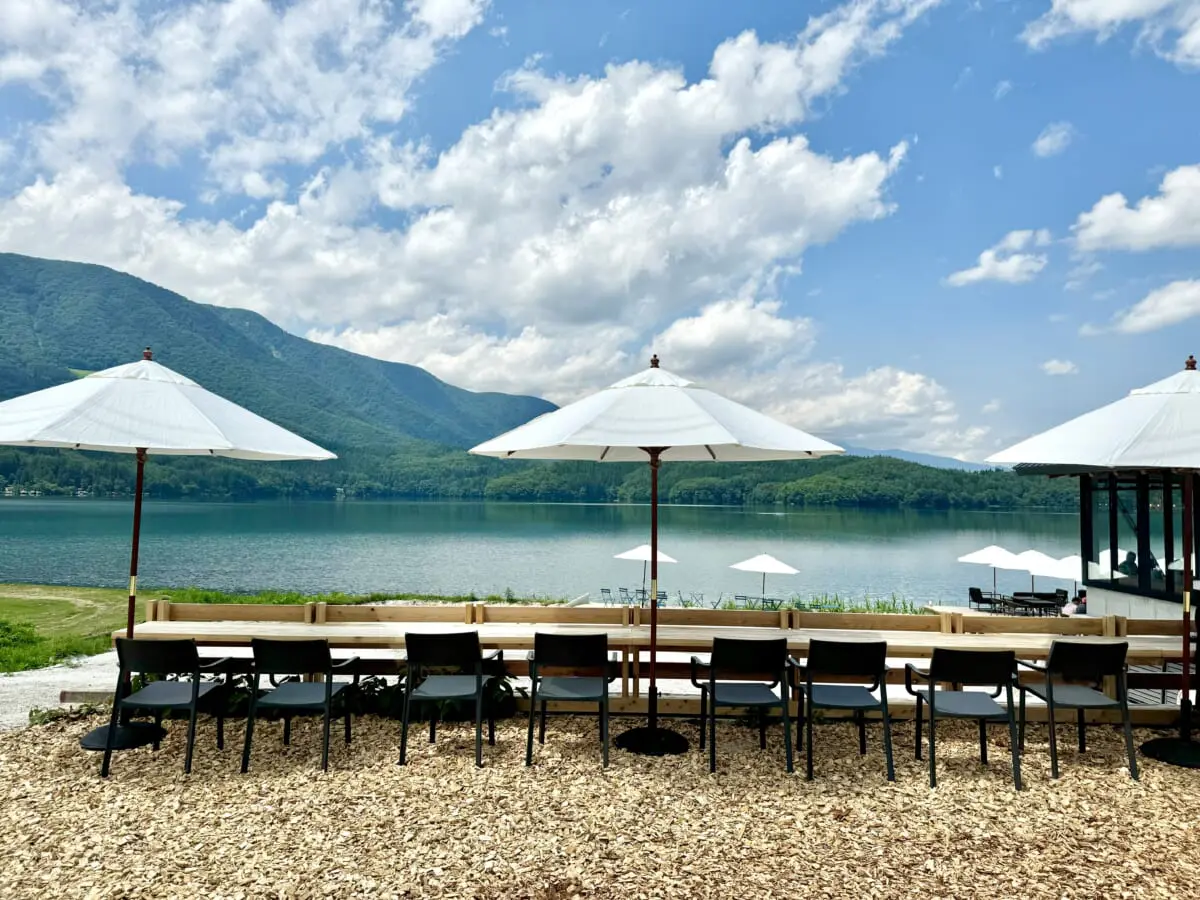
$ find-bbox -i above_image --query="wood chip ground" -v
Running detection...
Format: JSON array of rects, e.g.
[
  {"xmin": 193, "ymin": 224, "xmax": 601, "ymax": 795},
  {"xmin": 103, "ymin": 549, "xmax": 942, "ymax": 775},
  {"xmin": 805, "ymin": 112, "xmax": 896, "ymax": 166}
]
[{"xmin": 2, "ymin": 715, "xmax": 1199, "ymax": 899}]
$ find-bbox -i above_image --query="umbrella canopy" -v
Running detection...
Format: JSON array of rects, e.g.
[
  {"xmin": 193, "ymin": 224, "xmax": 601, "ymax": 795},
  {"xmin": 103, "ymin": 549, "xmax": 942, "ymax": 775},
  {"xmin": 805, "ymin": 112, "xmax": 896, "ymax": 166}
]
[
  {"xmin": 1010, "ymin": 549, "xmax": 1064, "ymax": 579},
  {"xmin": 988, "ymin": 355, "xmax": 1200, "ymax": 758},
  {"xmin": 730, "ymin": 553, "xmax": 799, "ymax": 598},
  {"xmin": 614, "ymin": 544, "xmax": 678, "ymax": 563},
  {"xmin": 471, "ymin": 355, "xmax": 842, "ymax": 753},
  {"xmin": 0, "ymin": 355, "xmax": 335, "ymax": 460},
  {"xmin": 957, "ymin": 544, "xmax": 1022, "ymax": 594}
]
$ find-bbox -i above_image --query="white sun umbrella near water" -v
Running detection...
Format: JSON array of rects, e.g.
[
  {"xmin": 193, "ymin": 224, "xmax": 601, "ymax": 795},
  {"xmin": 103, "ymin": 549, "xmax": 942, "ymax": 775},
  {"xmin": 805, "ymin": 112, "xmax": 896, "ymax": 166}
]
[
  {"xmin": 730, "ymin": 553, "xmax": 799, "ymax": 598},
  {"xmin": 471, "ymin": 355, "xmax": 843, "ymax": 755},
  {"xmin": 0, "ymin": 348, "xmax": 335, "ymax": 750},
  {"xmin": 614, "ymin": 543, "xmax": 677, "ymax": 596},
  {"xmin": 989, "ymin": 354, "xmax": 1200, "ymax": 765},
  {"xmin": 957, "ymin": 545, "xmax": 1021, "ymax": 594}
]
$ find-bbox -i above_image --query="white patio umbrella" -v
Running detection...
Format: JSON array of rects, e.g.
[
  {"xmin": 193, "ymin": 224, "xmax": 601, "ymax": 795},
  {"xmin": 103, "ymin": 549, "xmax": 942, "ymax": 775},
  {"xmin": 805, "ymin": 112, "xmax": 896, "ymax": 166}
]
[
  {"xmin": 614, "ymin": 543, "xmax": 677, "ymax": 596},
  {"xmin": 0, "ymin": 348, "xmax": 335, "ymax": 750},
  {"xmin": 1008, "ymin": 549, "xmax": 1066, "ymax": 590},
  {"xmin": 957, "ymin": 544, "xmax": 1020, "ymax": 594},
  {"xmin": 471, "ymin": 355, "xmax": 843, "ymax": 754},
  {"xmin": 988, "ymin": 354, "xmax": 1200, "ymax": 764},
  {"xmin": 730, "ymin": 553, "xmax": 799, "ymax": 598}
]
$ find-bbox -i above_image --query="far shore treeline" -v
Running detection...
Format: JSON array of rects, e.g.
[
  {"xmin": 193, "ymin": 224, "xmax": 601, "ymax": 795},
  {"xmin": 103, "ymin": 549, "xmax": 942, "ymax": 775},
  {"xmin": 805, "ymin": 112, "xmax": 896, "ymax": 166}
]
[{"xmin": 0, "ymin": 449, "xmax": 1077, "ymax": 511}]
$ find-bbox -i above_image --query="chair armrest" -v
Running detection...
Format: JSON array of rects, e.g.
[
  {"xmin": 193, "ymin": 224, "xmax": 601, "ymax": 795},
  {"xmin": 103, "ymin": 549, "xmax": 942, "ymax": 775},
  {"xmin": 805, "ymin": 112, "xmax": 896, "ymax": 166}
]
[
  {"xmin": 1017, "ymin": 659, "xmax": 1048, "ymax": 673},
  {"xmin": 331, "ymin": 656, "xmax": 361, "ymax": 671},
  {"xmin": 690, "ymin": 655, "xmax": 709, "ymax": 689},
  {"xmin": 199, "ymin": 657, "xmax": 233, "ymax": 673},
  {"xmin": 904, "ymin": 663, "xmax": 930, "ymax": 696},
  {"xmin": 482, "ymin": 649, "xmax": 502, "ymax": 661}
]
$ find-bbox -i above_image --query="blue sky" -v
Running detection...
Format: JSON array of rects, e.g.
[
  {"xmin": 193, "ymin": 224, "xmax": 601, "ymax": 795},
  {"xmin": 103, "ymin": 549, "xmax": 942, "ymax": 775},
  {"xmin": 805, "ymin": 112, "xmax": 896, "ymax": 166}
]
[{"xmin": 0, "ymin": 0, "xmax": 1198, "ymax": 460}]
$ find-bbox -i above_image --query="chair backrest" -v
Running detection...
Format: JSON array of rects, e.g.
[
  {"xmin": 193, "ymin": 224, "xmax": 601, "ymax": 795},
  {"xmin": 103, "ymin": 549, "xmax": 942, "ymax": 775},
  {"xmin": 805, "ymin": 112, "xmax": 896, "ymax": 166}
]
[
  {"xmin": 405, "ymin": 630, "xmax": 481, "ymax": 671},
  {"xmin": 533, "ymin": 632, "xmax": 608, "ymax": 676},
  {"xmin": 1046, "ymin": 641, "xmax": 1128, "ymax": 682},
  {"xmin": 968, "ymin": 587, "xmax": 984, "ymax": 603},
  {"xmin": 115, "ymin": 638, "xmax": 199, "ymax": 675},
  {"xmin": 805, "ymin": 639, "xmax": 887, "ymax": 680},
  {"xmin": 710, "ymin": 637, "xmax": 787, "ymax": 681},
  {"xmin": 1055, "ymin": 588, "xmax": 1068, "ymax": 600},
  {"xmin": 929, "ymin": 648, "xmax": 1016, "ymax": 686},
  {"xmin": 251, "ymin": 638, "xmax": 331, "ymax": 676}
]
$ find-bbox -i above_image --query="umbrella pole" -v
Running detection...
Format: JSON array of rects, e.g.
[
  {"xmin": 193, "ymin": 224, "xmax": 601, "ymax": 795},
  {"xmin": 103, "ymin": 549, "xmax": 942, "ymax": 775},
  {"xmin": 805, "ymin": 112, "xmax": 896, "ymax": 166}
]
[
  {"xmin": 126, "ymin": 449, "xmax": 147, "ymax": 638},
  {"xmin": 762, "ymin": 572, "xmax": 766, "ymax": 598}
]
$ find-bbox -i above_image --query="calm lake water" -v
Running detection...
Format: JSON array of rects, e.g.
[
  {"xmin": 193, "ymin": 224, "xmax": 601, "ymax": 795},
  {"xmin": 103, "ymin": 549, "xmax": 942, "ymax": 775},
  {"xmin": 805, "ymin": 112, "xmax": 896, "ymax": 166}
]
[{"xmin": 0, "ymin": 499, "xmax": 1082, "ymax": 606}]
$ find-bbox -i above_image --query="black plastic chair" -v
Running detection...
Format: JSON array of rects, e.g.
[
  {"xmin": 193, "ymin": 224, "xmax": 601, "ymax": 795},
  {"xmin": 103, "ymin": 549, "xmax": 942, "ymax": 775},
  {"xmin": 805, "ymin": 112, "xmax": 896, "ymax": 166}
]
[
  {"xmin": 1017, "ymin": 641, "xmax": 1138, "ymax": 780},
  {"xmin": 399, "ymin": 631, "xmax": 502, "ymax": 768},
  {"xmin": 240, "ymin": 639, "xmax": 360, "ymax": 773},
  {"xmin": 905, "ymin": 648, "xmax": 1021, "ymax": 789},
  {"xmin": 968, "ymin": 587, "xmax": 999, "ymax": 612},
  {"xmin": 691, "ymin": 637, "xmax": 793, "ymax": 773},
  {"xmin": 101, "ymin": 638, "xmax": 230, "ymax": 777},
  {"xmin": 792, "ymin": 639, "xmax": 895, "ymax": 781},
  {"xmin": 526, "ymin": 632, "xmax": 618, "ymax": 767}
]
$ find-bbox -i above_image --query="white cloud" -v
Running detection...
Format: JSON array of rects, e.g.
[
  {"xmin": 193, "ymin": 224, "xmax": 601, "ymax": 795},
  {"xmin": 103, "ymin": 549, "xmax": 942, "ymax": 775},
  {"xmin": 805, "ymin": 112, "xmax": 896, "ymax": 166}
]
[
  {"xmin": 993, "ymin": 79, "xmax": 1012, "ymax": 99},
  {"xmin": 1072, "ymin": 163, "xmax": 1200, "ymax": 251},
  {"xmin": 1041, "ymin": 359, "xmax": 1079, "ymax": 375},
  {"xmin": 982, "ymin": 398, "xmax": 1002, "ymax": 413},
  {"xmin": 1095, "ymin": 279, "xmax": 1200, "ymax": 334},
  {"xmin": 1032, "ymin": 121, "xmax": 1075, "ymax": 157},
  {"xmin": 993, "ymin": 165, "xmax": 1003, "ymax": 179},
  {"xmin": 0, "ymin": 0, "xmax": 976, "ymax": 454},
  {"xmin": 1022, "ymin": 0, "xmax": 1200, "ymax": 68},
  {"xmin": 1064, "ymin": 258, "xmax": 1103, "ymax": 289},
  {"xmin": 945, "ymin": 229, "xmax": 1052, "ymax": 286}
]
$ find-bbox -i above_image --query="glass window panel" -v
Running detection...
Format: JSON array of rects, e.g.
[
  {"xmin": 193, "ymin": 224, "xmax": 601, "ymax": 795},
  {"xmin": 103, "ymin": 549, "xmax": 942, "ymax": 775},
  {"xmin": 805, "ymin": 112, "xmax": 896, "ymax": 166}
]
[
  {"xmin": 1114, "ymin": 480, "xmax": 1139, "ymax": 587},
  {"xmin": 1087, "ymin": 476, "xmax": 1114, "ymax": 584}
]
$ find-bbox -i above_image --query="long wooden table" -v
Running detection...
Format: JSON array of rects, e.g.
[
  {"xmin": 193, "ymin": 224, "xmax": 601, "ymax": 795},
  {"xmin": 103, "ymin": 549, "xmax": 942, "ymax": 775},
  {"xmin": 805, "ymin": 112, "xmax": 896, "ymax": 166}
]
[{"xmin": 125, "ymin": 620, "xmax": 1184, "ymax": 663}]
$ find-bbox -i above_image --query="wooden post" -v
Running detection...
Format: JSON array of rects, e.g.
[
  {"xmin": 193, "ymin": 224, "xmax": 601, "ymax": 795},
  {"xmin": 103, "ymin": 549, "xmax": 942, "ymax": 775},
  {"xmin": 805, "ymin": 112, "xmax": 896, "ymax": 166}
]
[
  {"xmin": 156, "ymin": 599, "xmax": 171, "ymax": 622},
  {"xmin": 304, "ymin": 601, "xmax": 315, "ymax": 624},
  {"xmin": 145, "ymin": 598, "xmax": 158, "ymax": 623},
  {"xmin": 1102, "ymin": 615, "xmax": 1119, "ymax": 698},
  {"xmin": 315, "ymin": 602, "xmax": 327, "ymax": 624}
]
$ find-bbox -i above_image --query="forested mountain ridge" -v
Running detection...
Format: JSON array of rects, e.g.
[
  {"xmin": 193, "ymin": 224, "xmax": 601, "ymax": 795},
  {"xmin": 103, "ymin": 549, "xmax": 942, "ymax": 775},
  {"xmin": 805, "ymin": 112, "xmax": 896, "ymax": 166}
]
[{"xmin": 0, "ymin": 253, "xmax": 1075, "ymax": 510}]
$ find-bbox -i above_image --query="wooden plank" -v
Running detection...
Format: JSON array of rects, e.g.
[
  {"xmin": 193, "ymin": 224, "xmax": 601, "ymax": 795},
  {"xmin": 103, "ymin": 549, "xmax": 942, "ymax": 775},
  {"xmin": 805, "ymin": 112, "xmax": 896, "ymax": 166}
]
[
  {"xmin": 792, "ymin": 612, "xmax": 941, "ymax": 632},
  {"xmin": 956, "ymin": 615, "xmax": 1104, "ymax": 635},
  {"xmin": 474, "ymin": 605, "xmax": 628, "ymax": 625},
  {"xmin": 166, "ymin": 602, "xmax": 309, "ymax": 623},
  {"xmin": 323, "ymin": 604, "xmax": 468, "ymax": 623},
  {"xmin": 1125, "ymin": 618, "xmax": 1188, "ymax": 636},
  {"xmin": 658, "ymin": 608, "xmax": 782, "ymax": 628}
]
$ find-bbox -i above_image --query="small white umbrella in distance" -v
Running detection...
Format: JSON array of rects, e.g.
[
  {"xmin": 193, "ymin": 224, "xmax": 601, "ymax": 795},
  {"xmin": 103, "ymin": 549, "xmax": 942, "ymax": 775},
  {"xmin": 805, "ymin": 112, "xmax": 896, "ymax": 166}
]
[
  {"xmin": 614, "ymin": 544, "xmax": 677, "ymax": 595},
  {"xmin": 730, "ymin": 553, "xmax": 799, "ymax": 598},
  {"xmin": 471, "ymin": 355, "xmax": 842, "ymax": 754},
  {"xmin": 957, "ymin": 545, "xmax": 1021, "ymax": 594},
  {"xmin": 988, "ymin": 354, "xmax": 1200, "ymax": 760}
]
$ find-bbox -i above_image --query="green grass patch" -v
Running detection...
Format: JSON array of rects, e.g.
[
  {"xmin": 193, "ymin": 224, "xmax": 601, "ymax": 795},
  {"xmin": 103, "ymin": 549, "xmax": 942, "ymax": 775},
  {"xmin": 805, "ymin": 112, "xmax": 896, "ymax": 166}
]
[{"xmin": 0, "ymin": 619, "xmax": 111, "ymax": 673}]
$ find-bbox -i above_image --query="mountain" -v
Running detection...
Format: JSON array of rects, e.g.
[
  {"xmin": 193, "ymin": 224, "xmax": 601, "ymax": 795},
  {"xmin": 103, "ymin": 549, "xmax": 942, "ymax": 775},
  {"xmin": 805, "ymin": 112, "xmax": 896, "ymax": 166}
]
[
  {"xmin": 842, "ymin": 445, "xmax": 999, "ymax": 472},
  {"xmin": 0, "ymin": 253, "xmax": 553, "ymax": 452}
]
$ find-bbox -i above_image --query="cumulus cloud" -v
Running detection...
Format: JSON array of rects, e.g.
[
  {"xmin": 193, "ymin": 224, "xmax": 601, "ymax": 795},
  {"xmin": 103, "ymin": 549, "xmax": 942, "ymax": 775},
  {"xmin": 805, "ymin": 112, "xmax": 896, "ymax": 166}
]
[
  {"xmin": 1072, "ymin": 163, "xmax": 1200, "ymax": 251},
  {"xmin": 1088, "ymin": 279, "xmax": 1200, "ymax": 334},
  {"xmin": 1042, "ymin": 359, "xmax": 1079, "ymax": 375},
  {"xmin": 1022, "ymin": 0, "xmax": 1200, "ymax": 68},
  {"xmin": 982, "ymin": 399, "xmax": 1002, "ymax": 413},
  {"xmin": 993, "ymin": 79, "xmax": 1013, "ymax": 99},
  {"xmin": 1032, "ymin": 121, "xmax": 1075, "ymax": 157},
  {"xmin": 0, "ymin": 0, "xmax": 985, "ymax": 456},
  {"xmin": 944, "ymin": 229, "xmax": 1052, "ymax": 286}
]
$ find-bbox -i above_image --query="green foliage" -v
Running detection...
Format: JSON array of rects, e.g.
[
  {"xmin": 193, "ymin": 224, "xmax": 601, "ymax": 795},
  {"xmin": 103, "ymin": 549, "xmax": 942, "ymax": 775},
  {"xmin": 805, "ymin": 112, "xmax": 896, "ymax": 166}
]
[
  {"xmin": 159, "ymin": 587, "xmax": 564, "ymax": 606},
  {"xmin": 0, "ymin": 618, "xmax": 111, "ymax": 672},
  {"xmin": 784, "ymin": 593, "xmax": 924, "ymax": 614},
  {"xmin": 28, "ymin": 703, "xmax": 107, "ymax": 725}
]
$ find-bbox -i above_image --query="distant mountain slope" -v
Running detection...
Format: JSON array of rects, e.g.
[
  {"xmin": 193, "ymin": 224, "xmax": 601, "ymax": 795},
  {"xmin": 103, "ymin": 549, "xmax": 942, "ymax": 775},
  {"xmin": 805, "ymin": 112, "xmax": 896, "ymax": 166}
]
[
  {"xmin": 842, "ymin": 445, "xmax": 999, "ymax": 472},
  {"xmin": 0, "ymin": 253, "xmax": 554, "ymax": 451}
]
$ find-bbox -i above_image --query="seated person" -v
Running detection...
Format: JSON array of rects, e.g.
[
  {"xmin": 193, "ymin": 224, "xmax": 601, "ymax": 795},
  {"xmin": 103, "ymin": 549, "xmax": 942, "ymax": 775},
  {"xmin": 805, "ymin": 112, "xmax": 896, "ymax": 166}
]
[
  {"xmin": 1060, "ymin": 596, "xmax": 1078, "ymax": 616},
  {"xmin": 1117, "ymin": 550, "xmax": 1138, "ymax": 578}
]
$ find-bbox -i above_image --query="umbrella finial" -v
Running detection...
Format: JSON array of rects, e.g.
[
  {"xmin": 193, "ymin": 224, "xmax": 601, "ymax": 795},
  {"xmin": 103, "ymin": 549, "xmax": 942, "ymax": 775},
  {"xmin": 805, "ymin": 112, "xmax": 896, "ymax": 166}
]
[
  {"xmin": 1187, "ymin": 355, "xmax": 1196, "ymax": 372},
  {"xmin": 650, "ymin": 354, "xmax": 659, "ymax": 369},
  {"xmin": 142, "ymin": 347, "xmax": 153, "ymax": 361}
]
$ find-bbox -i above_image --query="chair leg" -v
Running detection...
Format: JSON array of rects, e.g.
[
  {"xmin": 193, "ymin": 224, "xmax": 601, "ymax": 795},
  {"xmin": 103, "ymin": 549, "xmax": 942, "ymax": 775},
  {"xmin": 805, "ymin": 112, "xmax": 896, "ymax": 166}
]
[
  {"xmin": 781, "ymin": 696, "xmax": 793, "ymax": 775},
  {"xmin": 321, "ymin": 705, "xmax": 332, "ymax": 772},
  {"xmin": 978, "ymin": 719, "xmax": 988, "ymax": 765},
  {"xmin": 184, "ymin": 704, "xmax": 200, "ymax": 775},
  {"xmin": 539, "ymin": 700, "xmax": 547, "ymax": 745},
  {"xmin": 927, "ymin": 708, "xmax": 937, "ymax": 788},
  {"xmin": 881, "ymin": 701, "xmax": 895, "ymax": 782},
  {"xmin": 153, "ymin": 711, "xmax": 164, "ymax": 751},
  {"xmin": 344, "ymin": 707, "xmax": 352, "ymax": 745},
  {"xmin": 601, "ymin": 694, "xmax": 610, "ymax": 769},
  {"xmin": 709, "ymin": 699, "xmax": 717, "ymax": 774},
  {"xmin": 1077, "ymin": 708, "xmax": 1086, "ymax": 753},
  {"xmin": 914, "ymin": 694, "xmax": 923, "ymax": 760},
  {"xmin": 488, "ymin": 710, "xmax": 496, "ymax": 746},
  {"xmin": 429, "ymin": 709, "xmax": 438, "ymax": 744},
  {"xmin": 1018, "ymin": 689, "xmax": 1027, "ymax": 751},
  {"xmin": 241, "ymin": 698, "xmax": 257, "ymax": 773},
  {"xmin": 794, "ymin": 691, "xmax": 803, "ymax": 751},
  {"xmin": 758, "ymin": 709, "xmax": 767, "ymax": 750},
  {"xmin": 698, "ymin": 688, "xmax": 707, "ymax": 750},
  {"xmin": 1047, "ymin": 697, "xmax": 1059, "ymax": 779},
  {"xmin": 216, "ymin": 713, "xmax": 225, "ymax": 751},
  {"xmin": 398, "ymin": 689, "xmax": 411, "ymax": 765},
  {"xmin": 474, "ymin": 690, "xmax": 484, "ymax": 768},
  {"xmin": 1120, "ymin": 693, "xmax": 1139, "ymax": 780},
  {"xmin": 857, "ymin": 711, "xmax": 866, "ymax": 756},
  {"xmin": 100, "ymin": 693, "xmax": 122, "ymax": 779},
  {"xmin": 805, "ymin": 697, "xmax": 814, "ymax": 781},
  {"xmin": 283, "ymin": 715, "xmax": 292, "ymax": 746},
  {"xmin": 1006, "ymin": 686, "xmax": 1022, "ymax": 790},
  {"xmin": 525, "ymin": 683, "xmax": 537, "ymax": 766}
]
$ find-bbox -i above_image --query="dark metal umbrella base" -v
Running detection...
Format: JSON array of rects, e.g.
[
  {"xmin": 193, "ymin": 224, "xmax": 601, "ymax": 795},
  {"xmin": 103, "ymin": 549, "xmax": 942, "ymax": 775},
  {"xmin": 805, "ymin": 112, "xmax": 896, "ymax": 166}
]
[
  {"xmin": 79, "ymin": 722, "xmax": 165, "ymax": 752},
  {"xmin": 615, "ymin": 726, "xmax": 689, "ymax": 756},
  {"xmin": 1140, "ymin": 737, "xmax": 1200, "ymax": 768}
]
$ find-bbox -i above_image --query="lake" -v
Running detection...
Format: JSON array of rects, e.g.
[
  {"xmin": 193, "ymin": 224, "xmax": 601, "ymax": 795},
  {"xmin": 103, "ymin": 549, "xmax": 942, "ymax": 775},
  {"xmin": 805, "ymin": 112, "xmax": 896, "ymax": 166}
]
[{"xmin": 0, "ymin": 499, "xmax": 1083, "ymax": 606}]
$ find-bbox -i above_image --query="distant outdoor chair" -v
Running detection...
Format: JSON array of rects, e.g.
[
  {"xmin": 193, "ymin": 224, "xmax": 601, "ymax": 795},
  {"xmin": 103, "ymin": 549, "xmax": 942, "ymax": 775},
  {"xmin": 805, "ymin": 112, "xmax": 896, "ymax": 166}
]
[
  {"xmin": 968, "ymin": 587, "xmax": 999, "ymax": 612},
  {"xmin": 792, "ymin": 639, "xmax": 894, "ymax": 781},
  {"xmin": 734, "ymin": 594, "xmax": 752, "ymax": 609},
  {"xmin": 656, "ymin": 590, "xmax": 668, "ymax": 606},
  {"xmin": 761, "ymin": 596, "xmax": 782, "ymax": 611},
  {"xmin": 526, "ymin": 633, "xmax": 618, "ymax": 767},
  {"xmin": 599, "ymin": 588, "xmax": 615, "ymax": 606},
  {"xmin": 240, "ymin": 638, "xmax": 360, "ymax": 773},
  {"xmin": 691, "ymin": 637, "xmax": 793, "ymax": 773},
  {"xmin": 399, "ymin": 631, "xmax": 501, "ymax": 768},
  {"xmin": 1017, "ymin": 641, "xmax": 1138, "ymax": 780},
  {"xmin": 635, "ymin": 588, "xmax": 648, "ymax": 604},
  {"xmin": 618, "ymin": 587, "xmax": 634, "ymax": 604},
  {"xmin": 689, "ymin": 591, "xmax": 707, "ymax": 608},
  {"xmin": 905, "ymin": 648, "xmax": 1021, "ymax": 789},
  {"xmin": 101, "ymin": 637, "xmax": 231, "ymax": 777}
]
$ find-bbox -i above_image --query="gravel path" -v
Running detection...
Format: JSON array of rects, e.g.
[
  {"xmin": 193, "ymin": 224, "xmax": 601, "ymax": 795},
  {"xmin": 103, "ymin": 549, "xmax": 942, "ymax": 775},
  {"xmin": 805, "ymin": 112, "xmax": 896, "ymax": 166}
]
[{"xmin": 0, "ymin": 652, "xmax": 115, "ymax": 731}]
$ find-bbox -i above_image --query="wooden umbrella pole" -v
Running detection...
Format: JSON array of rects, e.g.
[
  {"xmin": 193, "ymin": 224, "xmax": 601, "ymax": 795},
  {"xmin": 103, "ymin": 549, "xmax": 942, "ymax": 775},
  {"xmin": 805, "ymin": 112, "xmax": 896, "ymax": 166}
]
[
  {"xmin": 1182, "ymin": 474, "xmax": 1193, "ymax": 741},
  {"xmin": 648, "ymin": 449, "xmax": 661, "ymax": 731},
  {"xmin": 126, "ymin": 448, "xmax": 147, "ymax": 639}
]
